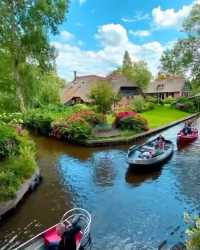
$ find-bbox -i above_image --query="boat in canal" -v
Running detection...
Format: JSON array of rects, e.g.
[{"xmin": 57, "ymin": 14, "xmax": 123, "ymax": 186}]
[
  {"xmin": 15, "ymin": 208, "xmax": 92, "ymax": 250},
  {"xmin": 127, "ymin": 139, "xmax": 174, "ymax": 171},
  {"xmin": 177, "ymin": 128, "xmax": 198, "ymax": 146}
]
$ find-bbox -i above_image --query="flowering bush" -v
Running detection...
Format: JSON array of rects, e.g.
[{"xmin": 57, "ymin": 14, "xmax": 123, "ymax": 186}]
[
  {"xmin": 67, "ymin": 110, "xmax": 104, "ymax": 126},
  {"xmin": 115, "ymin": 111, "xmax": 148, "ymax": 132},
  {"xmin": 52, "ymin": 117, "xmax": 92, "ymax": 140}
]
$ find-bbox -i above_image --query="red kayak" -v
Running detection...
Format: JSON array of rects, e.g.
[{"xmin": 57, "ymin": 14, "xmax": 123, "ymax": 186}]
[{"xmin": 177, "ymin": 128, "xmax": 198, "ymax": 145}]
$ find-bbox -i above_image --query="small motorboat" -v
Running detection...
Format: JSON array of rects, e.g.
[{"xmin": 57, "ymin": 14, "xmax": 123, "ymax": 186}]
[
  {"xmin": 127, "ymin": 139, "xmax": 174, "ymax": 172},
  {"xmin": 15, "ymin": 208, "xmax": 92, "ymax": 250},
  {"xmin": 177, "ymin": 128, "xmax": 198, "ymax": 145}
]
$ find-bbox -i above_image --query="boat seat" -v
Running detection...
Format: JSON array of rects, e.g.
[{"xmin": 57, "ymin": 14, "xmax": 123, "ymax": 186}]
[
  {"xmin": 43, "ymin": 225, "xmax": 83, "ymax": 246},
  {"xmin": 43, "ymin": 226, "xmax": 61, "ymax": 246}
]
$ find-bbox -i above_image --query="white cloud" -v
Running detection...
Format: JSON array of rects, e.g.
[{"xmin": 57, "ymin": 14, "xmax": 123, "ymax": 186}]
[
  {"xmin": 152, "ymin": 4, "xmax": 192, "ymax": 28},
  {"xmin": 129, "ymin": 30, "xmax": 151, "ymax": 37},
  {"xmin": 79, "ymin": 0, "xmax": 86, "ymax": 5},
  {"xmin": 60, "ymin": 31, "xmax": 74, "ymax": 41},
  {"xmin": 121, "ymin": 12, "xmax": 150, "ymax": 23},
  {"xmin": 96, "ymin": 24, "xmax": 128, "ymax": 47},
  {"xmin": 53, "ymin": 24, "xmax": 167, "ymax": 80}
]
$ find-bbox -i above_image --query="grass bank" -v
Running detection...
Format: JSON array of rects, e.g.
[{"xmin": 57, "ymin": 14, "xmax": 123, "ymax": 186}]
[
  {"xmin": 0, "ymin": 123, "xmax": 38, "ymax": 202},
  {"xmin": 142, "ymin": 106, "xmax": 190, "ymax": 129}
]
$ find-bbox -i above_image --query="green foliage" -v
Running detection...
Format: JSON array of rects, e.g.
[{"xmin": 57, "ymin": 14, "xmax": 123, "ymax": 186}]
[
  {"xmin": 116, "ymin": 114, "xmax": 148, "ymax": 132},
  {"xmin": 184, "ymin": 213, "xmax": 200, "ymax": 250},
  {"xmin": 162, "ymin": 96, "xmax": 176, "ymax": 105},
  {"xmin": 0, "ymin": 124, "xmax": 18, "ymax": 159},
  {"xmin": 0, "ymin": 124, "xmax": 37, "ymax": 202},
  {"xmin": 160, "ymin": 4, "xmax": 200, "ymax": 82},
  {"xmin": 66, "ymin": 119, "xmax": 92, "ymax": 140},
  {"xmin": 176, "ymin": 97, "xmax": 197, "ymax": 113},
  {"xmin": 90, "ymin": 81, "xmax": 116, "ymax": 114},
  {"xmin": 0, "ymin": 0, "xmax": 68, "ymax": 111},
  {"xmin": 119, "ymin": 51, "xmax": 152, "ymax": 89},
  {"xmin": 131, "ymin": 96, "xmax": 155, "ymax": 112},
  {"xmin": 23, "ymin": 105, "xmax": 75, "ymax": 135}
]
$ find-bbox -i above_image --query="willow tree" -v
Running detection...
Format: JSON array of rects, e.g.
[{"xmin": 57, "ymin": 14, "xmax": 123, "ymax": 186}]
[{"xmin": 0, "ymin": 0, "xmax": 68, "ymax": 112}]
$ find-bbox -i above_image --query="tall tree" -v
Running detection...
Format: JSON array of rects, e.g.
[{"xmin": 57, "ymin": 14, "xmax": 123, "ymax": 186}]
[
  {"xmin": 0, "ymin": 0, "xmax": 68, "ymax": 112},
  {"xmin": 116, "ymin": 51, "xmax": 151, "ymax": 89},
  {"xmin": 90, "ymin": 81, "xmax": 116, "ymax": 114},
  {"xmin": 122, "ymin": 51, "xmax": 133, "ymax": 69},
  {"xmin": 160, "ymin": 4, "xmax": 200, "ymax": 84}
]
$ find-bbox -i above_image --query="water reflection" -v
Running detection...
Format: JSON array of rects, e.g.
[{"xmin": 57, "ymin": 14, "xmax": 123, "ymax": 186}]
[
  {"xmin": 91, "ymin": 151, "xmax": 117, "ymax": 187},
  {"xmin": 125, "ymin": 168, "xmax": 161, "ymax": 187}
]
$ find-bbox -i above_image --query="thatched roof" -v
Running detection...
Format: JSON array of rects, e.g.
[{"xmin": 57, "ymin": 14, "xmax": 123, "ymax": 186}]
[
  {"xmin": 62, "ymin": 73, "xmax": 140, "ymax": 104},
  {"xmin": 145, "ymin": 76, "xmax": 187, "ymax": 94}
]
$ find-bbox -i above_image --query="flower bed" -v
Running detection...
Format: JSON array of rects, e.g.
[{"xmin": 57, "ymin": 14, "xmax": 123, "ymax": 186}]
[{"xmin": 51, "ymin": 110, "xmax": 104, "ymax": 141}]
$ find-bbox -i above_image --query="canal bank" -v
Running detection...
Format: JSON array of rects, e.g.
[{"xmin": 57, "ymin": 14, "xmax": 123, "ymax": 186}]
[
  {"xmin": 0, "ymin": 117, "xmax": 200, "ymax": 250},
  {"xmin": 82, "ymin": 113, "xmax": 199, "ymax": 147},
  {"xmin": 0, "ymin": 169, "xmax": 41, "ymax": 219}
]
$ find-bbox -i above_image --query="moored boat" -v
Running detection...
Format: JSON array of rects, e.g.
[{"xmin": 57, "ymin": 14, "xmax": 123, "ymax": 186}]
[
  {"xmin": 177, "ymin": 128, "xmax": 198, "ymax": 145},
  {"xmin": 127, "ymin": 139, "xmax": 174, "ymax": 172},
  {"xmin": 15, "ymin": 208, "xmax": 91, "ymax": 250}
]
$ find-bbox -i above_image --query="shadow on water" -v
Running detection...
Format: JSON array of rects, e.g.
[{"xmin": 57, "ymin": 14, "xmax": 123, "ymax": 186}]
[
  {"xmin": 125, "ymin": 167, "xmax": 162, "ymax": 187},
  {"xmin": 0, "ymin": 117, "xmax": 200, "ymax": 250}
]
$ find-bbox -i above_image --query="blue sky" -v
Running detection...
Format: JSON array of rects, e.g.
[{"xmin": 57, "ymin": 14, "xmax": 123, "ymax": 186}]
[{"xmin": 51, "ymin": 0, "xmax": 198, "ymax": 80}]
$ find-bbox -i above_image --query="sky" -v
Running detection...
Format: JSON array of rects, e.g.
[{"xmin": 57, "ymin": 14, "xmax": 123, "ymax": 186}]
[{"xmin": 51, "ymin": 0, "xmax": 198, "ymax": 80}]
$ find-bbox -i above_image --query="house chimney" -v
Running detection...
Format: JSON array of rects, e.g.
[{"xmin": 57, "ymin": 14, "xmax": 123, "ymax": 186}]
[{"xmin": 73, "ymin": 71, "xmax": 77, "ymax": 81}]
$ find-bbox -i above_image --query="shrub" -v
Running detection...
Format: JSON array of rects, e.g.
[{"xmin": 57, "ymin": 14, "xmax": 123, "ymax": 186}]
[
  {"xmin": 0, "ymin": 124, "xmax": 38, "ymax": 202},
  {"xmin": 163, "ymin": 96, "xmax": 176, "ymax": 105},
  {"xmin": 66, "ymin": 118, "xmax": 92, "ymax": 140},
  {"xmin": 0, "ymin": 112, "xmax": 23, "ymax": 124},
  {"xmin": 115, "ymin": 111, "xmax": 148, "ymax": 132},
  {"xmin": 67, "ymin": 110, "xmax": 104, "ymax": 126},
  {"xmin": 131, "ymin": 96, "xmax": 145, "ymax": 112},
  {"xmin": 145, "ymin": 96, "xmax": 158, "ymax": 104},
  {"xmin": 175, "ymin": 97, "xmax": 196, "ymax": 113},
  {"xmin": 0, "ymin": 124, "xmax": 18, "ymax": 159},
  {"xmin": 117, "ymin": 115, "xmax": 148, "ymax": 131},
  {"xmin": 184, "ymin": 214, "xmax": 200, "ymax": 250},
  {"xmin": 131, "ymin": 96, "xmax": 155, "ymax": 112},
  {"xmin": 51, "ymin": 110, "xmax": 104, "ymax": 140}
]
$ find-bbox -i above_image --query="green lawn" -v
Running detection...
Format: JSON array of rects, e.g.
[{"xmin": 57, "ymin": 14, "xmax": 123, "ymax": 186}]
[{"xmin": 142, "ymin": 106, "xmax": 190, "ymax": 129}]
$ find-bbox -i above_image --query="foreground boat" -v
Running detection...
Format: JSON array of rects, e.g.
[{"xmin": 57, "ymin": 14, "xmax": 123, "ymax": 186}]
[
  {"xmin": 128, "ymin": 139, "xmax": 174, "ymax": 172},
  {"xmin": 15, "ymin": 208, "xmax": 91, "ymax": 250},
  {"xmin": 177, "ymin": 128, "xmax": 198, "ymax": 146}
]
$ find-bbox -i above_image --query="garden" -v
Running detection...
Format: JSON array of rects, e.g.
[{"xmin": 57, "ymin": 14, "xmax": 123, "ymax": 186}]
[{"xmin": 0, "ymin": 94, "xmax": 195, "ymax": 145}]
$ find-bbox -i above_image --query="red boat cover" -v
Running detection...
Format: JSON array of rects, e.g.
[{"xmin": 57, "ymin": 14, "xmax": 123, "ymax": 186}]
[{"xmin": 43, "ymin": 226, "xmax": 82, "ymax": 246}]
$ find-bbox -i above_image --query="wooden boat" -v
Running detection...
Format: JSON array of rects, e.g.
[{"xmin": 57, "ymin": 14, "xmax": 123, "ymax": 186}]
[
  {"xmin": 127, "ymin": 139, "xmax": 174, "ymax": 172},
  {"xmin": 15, "ymin": 208, "xmax": 92, "ymax": 250},
  {"xmin": 177, "ymin": 128, "xmax": 198, "ymax": 145}
]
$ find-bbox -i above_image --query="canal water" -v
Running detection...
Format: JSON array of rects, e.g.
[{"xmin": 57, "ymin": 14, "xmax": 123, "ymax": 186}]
[{"xmin": 0, "ymin": 118, "xmax": 200, "ymax": 250}]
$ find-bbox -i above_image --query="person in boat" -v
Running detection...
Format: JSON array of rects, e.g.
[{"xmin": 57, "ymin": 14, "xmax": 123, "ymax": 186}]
[
  {"xmin": 155, "ymin": 135, "xmax": 165, "ymax": 150},
  {"xmin": 47, "ymin": 222, "xmax": 81, "ymax": 250},
  {"xmin": 182, "ymin": 122, "xmax": 192, "ymax": 135},
  {"xmin": 141, "ymin": 148, "xmax": 155, "ymax": 159}
]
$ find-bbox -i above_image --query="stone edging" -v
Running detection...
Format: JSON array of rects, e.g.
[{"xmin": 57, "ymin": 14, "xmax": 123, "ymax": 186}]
[
  {"xmin": 0, "ymin": 168, "xmax": 41, "ymax": 219},
  {"xmin": 80, "ymin": 113, "xmax": 199, "ymax": 147}
]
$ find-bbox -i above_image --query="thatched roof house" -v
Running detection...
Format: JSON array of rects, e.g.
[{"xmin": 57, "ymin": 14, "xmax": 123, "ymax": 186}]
[
  {"xmin": 62, "ymin": 73, "xmax": 142, "ymax": 105},
  {"xmin": 144, "ymin": 76, "xmax": 191, "ymax": 100}
]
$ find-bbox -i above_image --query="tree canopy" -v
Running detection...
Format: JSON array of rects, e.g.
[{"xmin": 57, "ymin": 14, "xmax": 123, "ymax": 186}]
[
  {"xmin": 89, "ymin": 81, "xmax": 117, "ymax": 114},
  {"xmin": 160, "ymin": 3, "xmax": 200, "ymax": 88},
  {"xmin": 118, "ymin": 51, "xmax": 152, "ymax": 90},
  {"xmin": 0, "ymin": 0, "xmax": 68, "ymax": 112}
]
